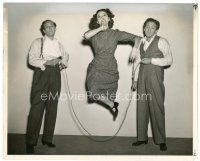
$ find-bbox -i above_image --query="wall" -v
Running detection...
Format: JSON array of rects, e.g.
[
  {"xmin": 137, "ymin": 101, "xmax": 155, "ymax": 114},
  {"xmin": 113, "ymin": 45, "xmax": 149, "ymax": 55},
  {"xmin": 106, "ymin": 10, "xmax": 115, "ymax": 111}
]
[{"xmin": 5, "ymin": 3, "xmax": 193, "ymax": 137}]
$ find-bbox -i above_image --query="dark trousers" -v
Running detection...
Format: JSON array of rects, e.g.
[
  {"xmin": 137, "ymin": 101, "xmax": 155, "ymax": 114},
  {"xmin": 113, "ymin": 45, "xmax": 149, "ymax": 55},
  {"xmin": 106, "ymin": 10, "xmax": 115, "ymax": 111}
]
[
  {"xmin": 26, "ymin": 65, "xmax": 61, "ymax": 145},
  {"xmin": 137, "ymin": 64, "xmax": 166, "ymax": 144}
]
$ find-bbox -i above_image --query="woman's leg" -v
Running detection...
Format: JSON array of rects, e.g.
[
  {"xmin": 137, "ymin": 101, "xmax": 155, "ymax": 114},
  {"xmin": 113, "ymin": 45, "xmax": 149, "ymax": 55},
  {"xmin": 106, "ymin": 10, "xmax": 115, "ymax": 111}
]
[{"xmin": 97, "ymin": 95, "xmax": 119, "ymax": 120}]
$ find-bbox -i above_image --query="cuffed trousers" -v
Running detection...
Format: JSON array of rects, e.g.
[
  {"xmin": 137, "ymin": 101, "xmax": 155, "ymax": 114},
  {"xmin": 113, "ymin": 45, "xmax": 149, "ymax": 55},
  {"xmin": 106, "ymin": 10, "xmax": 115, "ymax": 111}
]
[
  {"xmin": 137, "ymin": 64, "xmax": 166, "ymax": 144},
  {"xmin": 26, "ymin": 65, "xmax": 61, "ymax": 145}
]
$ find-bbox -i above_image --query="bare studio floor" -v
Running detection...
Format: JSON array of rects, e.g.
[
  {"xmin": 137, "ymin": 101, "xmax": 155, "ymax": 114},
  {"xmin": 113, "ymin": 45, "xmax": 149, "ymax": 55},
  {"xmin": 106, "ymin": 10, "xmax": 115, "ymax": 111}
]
[{"xmin": 7, "ymin": 134, "xmax": 192, "ymax": 155}]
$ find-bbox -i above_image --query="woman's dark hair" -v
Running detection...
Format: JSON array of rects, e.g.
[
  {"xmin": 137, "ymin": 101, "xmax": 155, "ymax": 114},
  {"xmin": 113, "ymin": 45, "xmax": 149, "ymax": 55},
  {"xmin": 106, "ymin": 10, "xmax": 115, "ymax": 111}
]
[
  {"xmin": 40, "ymin": 20, "xmax": 57, "ymax": 36},
  {"xmin": 89, "ymin": 8, "xmax": 115, "ymax": 30}
]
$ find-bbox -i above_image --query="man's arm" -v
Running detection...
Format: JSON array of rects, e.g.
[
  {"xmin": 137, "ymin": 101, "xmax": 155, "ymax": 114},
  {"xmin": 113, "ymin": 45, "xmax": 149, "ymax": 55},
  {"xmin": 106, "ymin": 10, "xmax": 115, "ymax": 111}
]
[
  {"xmin": 28, "ymin": 39, "xmax": 47, "ymax": 70},
  {"xmin": 151, "ymin": 38, "xmax": 173, "ymax": 66},
  {"xmin": 59, "ymin": 42, "xmax": 69, "ymax": 68},
  {"xmin": 141, "ymin": 38, "xmax": 173, "ymax": 66}
]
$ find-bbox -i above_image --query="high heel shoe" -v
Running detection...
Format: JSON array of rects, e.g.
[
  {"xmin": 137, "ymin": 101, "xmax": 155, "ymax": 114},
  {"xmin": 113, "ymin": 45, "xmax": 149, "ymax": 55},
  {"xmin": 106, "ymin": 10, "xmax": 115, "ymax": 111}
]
[
  {"xmin": 112, "ymin": 102, "xmax": 119, "ymax": 121},
  {"xmin": 42, "ymin": 140, "xmax": 56, "ymax": 147}
]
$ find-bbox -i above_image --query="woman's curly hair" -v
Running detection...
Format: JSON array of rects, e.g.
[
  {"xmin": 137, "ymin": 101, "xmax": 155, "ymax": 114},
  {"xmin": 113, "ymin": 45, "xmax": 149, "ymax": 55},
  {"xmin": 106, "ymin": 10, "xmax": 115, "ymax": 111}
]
[{"xmin": 89, "ymin": 8, "xmax": 115, "ymax": 30}]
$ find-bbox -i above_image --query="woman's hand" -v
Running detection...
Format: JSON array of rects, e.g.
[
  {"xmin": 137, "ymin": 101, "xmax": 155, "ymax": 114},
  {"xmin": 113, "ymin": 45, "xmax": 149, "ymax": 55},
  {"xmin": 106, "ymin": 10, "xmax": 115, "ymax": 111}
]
[
  {"xmin": 131, "ymin": 81, "xmax": 137, "ymax": 91},
  {"xmin": 100, "ymin": 25, "xmax": 108, "ymax": 31},
  {"xmin": 129, "ymin": 48, "xmax": 140, "ymax": 63},
  {"xmin": 129, "ymin": 53, "xmax": 134, "ymax": 63}
]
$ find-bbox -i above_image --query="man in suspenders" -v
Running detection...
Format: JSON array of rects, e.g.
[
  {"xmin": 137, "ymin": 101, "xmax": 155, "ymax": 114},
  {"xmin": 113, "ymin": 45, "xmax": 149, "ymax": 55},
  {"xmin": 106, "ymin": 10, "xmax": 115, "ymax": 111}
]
[
  {"xmin": 130, "ymin": 18, "xmax": 173, "ymax": 151},
  {"xmin": 26, "ymin": 20, "xmax": 69, "ymax": 153}
]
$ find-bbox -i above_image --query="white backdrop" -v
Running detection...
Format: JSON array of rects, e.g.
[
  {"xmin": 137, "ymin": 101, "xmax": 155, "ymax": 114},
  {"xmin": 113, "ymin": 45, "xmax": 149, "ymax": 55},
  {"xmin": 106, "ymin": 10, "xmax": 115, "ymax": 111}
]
[{"xmin": 5, "ymin": 3, "xmax": 193, "ymax": 137}]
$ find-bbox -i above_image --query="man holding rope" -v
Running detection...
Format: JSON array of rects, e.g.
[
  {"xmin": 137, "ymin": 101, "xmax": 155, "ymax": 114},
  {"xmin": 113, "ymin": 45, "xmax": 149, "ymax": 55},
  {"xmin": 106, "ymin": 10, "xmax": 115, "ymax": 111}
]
[
  {"xmin": 130, "ymin": 18, "xmax": 173, "ymax": 151},
  {"xmin": 26, "ymin": 19, "xmax": 69, "ymax": 153}
]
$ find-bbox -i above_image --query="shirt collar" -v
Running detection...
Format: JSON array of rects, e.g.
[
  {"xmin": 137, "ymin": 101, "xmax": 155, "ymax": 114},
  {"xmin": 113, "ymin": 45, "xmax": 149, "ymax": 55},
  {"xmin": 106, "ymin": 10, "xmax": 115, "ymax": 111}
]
[
  {"xmin": 43, "ymin": 35, "xmax": 57, "ymax": 42},
  {"xmin": 142, "ymin": 34, "xmax": 157, "ymax": 43}
]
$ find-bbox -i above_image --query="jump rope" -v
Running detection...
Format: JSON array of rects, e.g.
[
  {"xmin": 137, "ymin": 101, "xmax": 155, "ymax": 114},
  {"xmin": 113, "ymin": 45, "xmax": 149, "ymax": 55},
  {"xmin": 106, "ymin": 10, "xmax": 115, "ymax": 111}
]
[
  {"xmin": 40, "ymin": 38, "xmax": 141, "ymax": 142},
  {"xmin": 61, "ymin": 48, "xmax": 140, "ymax": 142}
]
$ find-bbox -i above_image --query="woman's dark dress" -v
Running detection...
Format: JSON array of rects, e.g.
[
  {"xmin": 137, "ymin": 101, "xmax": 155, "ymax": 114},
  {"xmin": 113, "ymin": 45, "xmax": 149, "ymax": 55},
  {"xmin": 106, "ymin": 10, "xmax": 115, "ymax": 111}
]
[{"xmin": 86, "ymin": 29, "xmax": 136, "ymax": 101}]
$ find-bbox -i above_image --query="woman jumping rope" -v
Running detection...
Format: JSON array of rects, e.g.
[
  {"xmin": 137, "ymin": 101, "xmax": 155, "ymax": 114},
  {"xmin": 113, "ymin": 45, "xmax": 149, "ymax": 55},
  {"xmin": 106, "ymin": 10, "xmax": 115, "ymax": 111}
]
[{"xmin": 84, "ymin": 8, "xmax": 141, "ymax": 121}]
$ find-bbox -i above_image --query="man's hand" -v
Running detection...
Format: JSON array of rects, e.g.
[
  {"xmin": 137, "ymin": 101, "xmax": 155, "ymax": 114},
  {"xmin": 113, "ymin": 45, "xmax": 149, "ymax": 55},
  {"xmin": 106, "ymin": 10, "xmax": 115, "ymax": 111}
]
[
  {"xmin": 131, "ymin": 81, "xmax": 137, "ymax": 91},
  {"xmin": 45, "ymin": 57, "xmax": 62, "ymax": 66},
  {"xmin": 59, "ymin": 62, "xmax": 67, "ymax": 70},
  {"xmin": 141, "ymin": 58, "xmax": 152, "ymax": 64}
]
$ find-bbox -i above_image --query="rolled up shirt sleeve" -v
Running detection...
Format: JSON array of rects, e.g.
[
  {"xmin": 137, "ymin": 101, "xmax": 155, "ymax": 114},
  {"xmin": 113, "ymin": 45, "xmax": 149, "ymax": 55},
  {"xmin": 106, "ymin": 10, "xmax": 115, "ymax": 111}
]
[
  {"xmin": 151, "ymin": 38, "xmax": 173, "ymax": 66},
  {"xmin": 28, "ymin": 39, "xmax": 47, "ymax": 70},
  {"xmin": 59, "ymin": 42, "xmax": 69, "ymax": 67}
]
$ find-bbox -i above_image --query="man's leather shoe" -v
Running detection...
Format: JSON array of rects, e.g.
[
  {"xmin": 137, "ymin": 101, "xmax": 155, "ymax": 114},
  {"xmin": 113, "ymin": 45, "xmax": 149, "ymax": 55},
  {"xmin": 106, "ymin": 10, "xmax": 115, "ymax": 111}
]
[
  {"xmin": 160, "ymin": 143, "xmax": 167, "ymax": 151},
  {"xmin": 42, "ymin": 140, "xmax": 56, "ymax": 147},
  {"xmin": 26, "ymin": 144, "xmax": 35, "ymax": 153},
  {"xmin": 132, "ymin": 140, "xmax": 148, "ymax": 146}
]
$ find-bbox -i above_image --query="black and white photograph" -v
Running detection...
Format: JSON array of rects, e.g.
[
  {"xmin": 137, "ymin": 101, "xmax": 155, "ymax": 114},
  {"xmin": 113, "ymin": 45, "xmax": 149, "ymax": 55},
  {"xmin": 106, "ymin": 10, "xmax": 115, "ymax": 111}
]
[{"xmin": 3, "ymin": 2, "xmax": 198, "ymax": 161}]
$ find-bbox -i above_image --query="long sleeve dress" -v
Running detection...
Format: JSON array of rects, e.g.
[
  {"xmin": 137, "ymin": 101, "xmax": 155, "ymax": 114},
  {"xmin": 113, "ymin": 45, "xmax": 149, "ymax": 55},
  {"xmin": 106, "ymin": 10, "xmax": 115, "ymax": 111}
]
[{"xmin": 86, "ymin": 29, "xmax": 137, "ymax": 101}]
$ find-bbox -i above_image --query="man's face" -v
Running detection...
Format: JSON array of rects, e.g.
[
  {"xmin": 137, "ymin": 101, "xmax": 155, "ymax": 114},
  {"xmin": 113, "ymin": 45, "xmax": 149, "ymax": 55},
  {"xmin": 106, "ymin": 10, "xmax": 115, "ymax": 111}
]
[
  {"xmin": 43, "ymin": 21, "xmax": 56, "ymax": 38},
  {"xmin": 144, "ymin": 21, "xmax": 158, "ymax": 39}
]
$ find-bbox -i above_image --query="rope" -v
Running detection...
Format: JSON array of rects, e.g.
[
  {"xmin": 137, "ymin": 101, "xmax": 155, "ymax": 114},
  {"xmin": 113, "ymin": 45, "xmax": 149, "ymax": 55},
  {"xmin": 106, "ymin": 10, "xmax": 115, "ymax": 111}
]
[{"xmin": 62, "ymin": 62, "xmax": 140, "ymax": 142}]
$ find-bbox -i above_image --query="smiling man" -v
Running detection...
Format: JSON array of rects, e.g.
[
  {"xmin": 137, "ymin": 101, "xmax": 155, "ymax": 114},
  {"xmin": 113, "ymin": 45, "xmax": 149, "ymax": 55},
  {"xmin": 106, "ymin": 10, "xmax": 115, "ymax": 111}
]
[
  {"xmin": 130, "ymin": 18, "xmax": 173, "ymax": 151},
  {"xmin": 26, "ymin": 20, "xmax": 69, "ymax": 153}
]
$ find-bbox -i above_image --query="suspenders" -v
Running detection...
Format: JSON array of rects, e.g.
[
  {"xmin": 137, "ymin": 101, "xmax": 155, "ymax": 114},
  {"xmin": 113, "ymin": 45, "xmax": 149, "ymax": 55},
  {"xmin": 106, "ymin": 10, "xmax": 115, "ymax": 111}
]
[
  {"xmin": 39, "ymin": 38, "xmax": 44, "ymax": 58},
  {"xmin": 39, "ymin": 38, "xmax": 63, "ymax": 66},
  {"xmin": 39, "ymin": 38, "xmax": 61, "ymax": 59}
]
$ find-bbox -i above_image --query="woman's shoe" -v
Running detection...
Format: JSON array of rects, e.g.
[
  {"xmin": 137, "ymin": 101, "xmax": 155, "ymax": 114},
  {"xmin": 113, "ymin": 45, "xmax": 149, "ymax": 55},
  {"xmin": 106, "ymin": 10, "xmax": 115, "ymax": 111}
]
[
  {"xmin": 42, "ymin": 140, "xmax": 56, "ymax": 147},
  {"xmin": 112, "ymin": 102, "xmax": 119, "ymax": 121}
]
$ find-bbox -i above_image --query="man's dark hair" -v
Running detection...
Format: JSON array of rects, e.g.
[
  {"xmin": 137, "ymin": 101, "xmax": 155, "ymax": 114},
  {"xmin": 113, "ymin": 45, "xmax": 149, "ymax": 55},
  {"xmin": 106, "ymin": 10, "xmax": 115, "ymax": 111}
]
[
  {"xmin": 89, "ymin": 8, "xmax": 115, "ymax": 30},
  {"xmin": 143, "ymin": 18, "xmax": 160, "ymax": 37},
  {"xmin": 40, "ymin": 20, "xmax": 57, "ymax": 36},
  {"xmin": 143, "ymin": 18, "xmax": 160, "ymax": 30}
]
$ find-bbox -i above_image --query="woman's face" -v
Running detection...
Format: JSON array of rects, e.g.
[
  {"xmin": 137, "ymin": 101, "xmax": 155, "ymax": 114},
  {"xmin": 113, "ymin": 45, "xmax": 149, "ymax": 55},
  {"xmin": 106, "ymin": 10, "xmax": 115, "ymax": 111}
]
[
  {"xmin": 96, "ymin": 11, "xmax": 110, "ymax": 26},
  {"xmin": 144, "ymin": 21, "xmax": 158, "ymax": 39}
]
